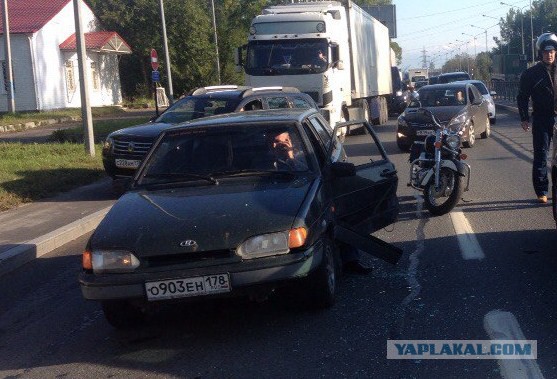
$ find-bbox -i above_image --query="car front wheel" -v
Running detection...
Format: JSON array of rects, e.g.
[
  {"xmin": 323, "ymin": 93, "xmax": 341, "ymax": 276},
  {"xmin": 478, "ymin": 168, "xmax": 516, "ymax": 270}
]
[{"xmin": 303, "ymin": 237, "xmax": 339, "ymax": 309}]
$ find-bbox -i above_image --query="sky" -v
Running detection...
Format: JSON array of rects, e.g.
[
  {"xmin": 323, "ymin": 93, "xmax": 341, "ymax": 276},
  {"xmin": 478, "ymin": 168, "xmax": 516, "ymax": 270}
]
[{"xmin": 392, "ymin": 0, "xmax": 533, "ymax": 71}]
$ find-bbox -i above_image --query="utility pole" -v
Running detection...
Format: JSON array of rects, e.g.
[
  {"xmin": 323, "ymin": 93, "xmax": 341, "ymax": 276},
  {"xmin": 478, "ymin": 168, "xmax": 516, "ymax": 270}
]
[
  {"xmin": 210, "ymin": 0, "xmax": 221, "ymax": 84},
  {"xmin": 530, "ymin": 0, "xmax": 534, "ymax": 63},
  {"xmin": 73, "ymin": 0, "xmax": 94, "ymax": 157},
  {"xmin": 159, "ymin": 0, "xmax": 174, "ymax": 104},
  {"xmin": 1, "ymin": 0, "xmax": 15, "ymax": 113},
  {"xmin": 421, "ymin": 47, "xmax": 427, "ymax": 69}
]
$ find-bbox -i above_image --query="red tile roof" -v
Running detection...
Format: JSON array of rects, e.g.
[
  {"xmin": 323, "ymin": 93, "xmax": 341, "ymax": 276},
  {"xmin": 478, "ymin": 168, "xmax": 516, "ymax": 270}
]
[
  {"xmin": 0, "ymin": 0, "xmax": 73, "ymax": 34},
  {"xmin": 59, "ymin": 31, "xmax": 132, "ymax": 53}
]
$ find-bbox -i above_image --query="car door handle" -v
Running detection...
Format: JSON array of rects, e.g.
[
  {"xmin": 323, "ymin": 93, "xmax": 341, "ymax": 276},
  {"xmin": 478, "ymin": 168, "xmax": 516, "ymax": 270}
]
[{"xmin": 380, "ymin": 169, "xmax": 397, "ymax": 177}]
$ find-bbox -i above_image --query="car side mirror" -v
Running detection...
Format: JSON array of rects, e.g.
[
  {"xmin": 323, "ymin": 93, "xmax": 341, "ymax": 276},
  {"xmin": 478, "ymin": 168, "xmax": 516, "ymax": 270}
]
[{"xmin": 331, "ymin": 161, "xmax": 355, "ymax": 177}]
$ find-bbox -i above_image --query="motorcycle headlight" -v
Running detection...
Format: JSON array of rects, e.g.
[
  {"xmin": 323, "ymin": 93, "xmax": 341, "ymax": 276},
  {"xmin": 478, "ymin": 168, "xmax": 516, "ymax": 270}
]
[
  {"xmin": 396, "ymin": 90, "xmax": 403, "ymax": 96},
  {"xmin": 445, "ymin": 135, "xmax": 461, "ymax": 150},
  {"xmin": 398, "ymin": 115, "xmax": 408, "ymax": 127},
  {"xmin": 447, "ymin": 113, "xmax": 468, "ymax": 130},
  {"xmin": 89, "ymin": 250, "xmax": 140, "ymax": 274}
]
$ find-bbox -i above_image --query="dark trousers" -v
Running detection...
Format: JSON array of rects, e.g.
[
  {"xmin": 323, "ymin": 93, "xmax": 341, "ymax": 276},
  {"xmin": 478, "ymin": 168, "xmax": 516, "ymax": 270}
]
[{"xmin": 532, "ymin": 116, "xmax": 554, "ymax": 196}]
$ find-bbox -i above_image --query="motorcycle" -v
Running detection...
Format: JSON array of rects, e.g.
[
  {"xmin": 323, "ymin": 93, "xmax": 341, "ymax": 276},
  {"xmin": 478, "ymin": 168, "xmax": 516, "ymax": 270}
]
[{"xmin": 408, "ymin": 108, "xmax": 471, "ymax": 216}]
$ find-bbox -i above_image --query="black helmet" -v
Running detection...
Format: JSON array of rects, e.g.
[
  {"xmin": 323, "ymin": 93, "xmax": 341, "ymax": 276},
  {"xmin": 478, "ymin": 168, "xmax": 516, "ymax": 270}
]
[{"xmin": 536, "ymin": 33, "xmax": 557, "ymax": 59}]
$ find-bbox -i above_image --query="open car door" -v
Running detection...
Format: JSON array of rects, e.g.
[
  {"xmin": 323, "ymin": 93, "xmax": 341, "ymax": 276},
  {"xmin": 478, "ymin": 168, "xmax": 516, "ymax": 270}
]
[{"xmin": 328, "ymin": 120, "xmax": 402, "ymax": 264}]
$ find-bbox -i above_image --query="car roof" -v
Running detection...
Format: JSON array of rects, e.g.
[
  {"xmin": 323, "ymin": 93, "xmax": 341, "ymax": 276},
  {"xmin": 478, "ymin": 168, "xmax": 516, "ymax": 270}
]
[
  {"xmin": 418, "ymin": 83, "xmax": 468, "ymax": 90},
  {"xmin": 188, "ymin": 85, "xmax": 303, "ymax": 100},
  {"xmin": 166, "ymin": 108, "xmax": 319, "ymax": 131},
  {"xmin": 438, "ymin": 72, "xmax": 469, "ymax": 77}
]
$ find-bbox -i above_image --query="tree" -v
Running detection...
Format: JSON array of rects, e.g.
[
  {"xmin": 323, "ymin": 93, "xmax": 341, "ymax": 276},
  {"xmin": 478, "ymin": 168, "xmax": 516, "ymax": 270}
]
[{"xmin": 390, "ymin": 41, "xmax": 402, "ymax": 65}]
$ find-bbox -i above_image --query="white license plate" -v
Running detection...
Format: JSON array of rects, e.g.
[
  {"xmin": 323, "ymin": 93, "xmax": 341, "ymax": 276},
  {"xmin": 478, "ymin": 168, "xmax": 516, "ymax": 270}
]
[
  {"xmin": 115, "ymin": 159, "xmax": 141, "ymax": 169},
  {"xmin": 416, "ymin": 130, "xmax": 434, "ymax": 136},
  {"xmin": 145, "ymin": 274, "xmax": 231, "ymax": 301}
]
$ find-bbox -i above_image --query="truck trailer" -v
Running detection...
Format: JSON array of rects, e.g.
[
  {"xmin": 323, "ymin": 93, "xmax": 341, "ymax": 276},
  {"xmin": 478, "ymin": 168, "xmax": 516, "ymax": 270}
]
[{"xmin": 235, "ymin": 0, "xmax": 392, "ymax": 130}]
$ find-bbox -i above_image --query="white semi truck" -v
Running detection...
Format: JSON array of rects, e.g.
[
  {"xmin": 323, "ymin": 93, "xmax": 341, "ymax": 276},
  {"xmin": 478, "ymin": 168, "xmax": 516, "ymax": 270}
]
[{"xmin": 235, "ymin": 0, "xmax": 392, "ymax": 129}]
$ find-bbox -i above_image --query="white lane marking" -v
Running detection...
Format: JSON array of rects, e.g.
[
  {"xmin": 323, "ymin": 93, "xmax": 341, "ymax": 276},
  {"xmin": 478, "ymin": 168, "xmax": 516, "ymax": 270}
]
[
  {"xmin": 450, "ymin": 211, "xmax": 485, "ymax": 260},
  {"xmin": 484, "ymin": 310, "xmax": 545, "ymax": 379}
]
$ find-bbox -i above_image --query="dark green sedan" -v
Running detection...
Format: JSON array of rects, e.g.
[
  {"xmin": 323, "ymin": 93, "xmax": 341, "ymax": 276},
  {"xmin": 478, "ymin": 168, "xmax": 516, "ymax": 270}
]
[{"xmin": 80, "ymin": 108, "xmax": 400, "ymax": 328}]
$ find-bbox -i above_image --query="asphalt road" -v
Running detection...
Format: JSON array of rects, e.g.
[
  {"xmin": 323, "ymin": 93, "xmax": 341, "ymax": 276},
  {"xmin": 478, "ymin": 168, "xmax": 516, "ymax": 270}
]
[{"xmin": 1, "ymin": 109, "xmax": 556, "ymax": 379}]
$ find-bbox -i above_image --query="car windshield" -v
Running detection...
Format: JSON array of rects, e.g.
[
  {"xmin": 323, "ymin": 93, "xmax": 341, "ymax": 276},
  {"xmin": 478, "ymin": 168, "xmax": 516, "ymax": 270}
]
[
  {"xmin": 138, "ymin": 123, "xmax": 310, "ymax": 186},
  {"xmin": 417, "ymin": 87, "xmax": 467, "ymax": 107},
  {"xmin": 245, "ymin": 39, "xmax": 329, "ymax": 75},
  {"xmin": 471, "ymin": 82, "xmax": 489, "ymax": 95},
  {"xmin": 155, "ymin": 97, "xmax": 238, "ymax": 124}
]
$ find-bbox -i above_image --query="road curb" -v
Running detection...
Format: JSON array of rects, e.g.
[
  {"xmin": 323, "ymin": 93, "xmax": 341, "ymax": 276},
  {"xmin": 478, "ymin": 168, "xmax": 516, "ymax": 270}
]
[{"xmin": 0, "ymin": 206, "xmax": 111, "ymax": 277}]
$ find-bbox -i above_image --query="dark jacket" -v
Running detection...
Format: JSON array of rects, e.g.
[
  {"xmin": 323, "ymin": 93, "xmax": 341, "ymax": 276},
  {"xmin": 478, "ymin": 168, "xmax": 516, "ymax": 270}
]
[{"xmin": 517, "ymin": 62, "xmax": 555, "ymax": 122}]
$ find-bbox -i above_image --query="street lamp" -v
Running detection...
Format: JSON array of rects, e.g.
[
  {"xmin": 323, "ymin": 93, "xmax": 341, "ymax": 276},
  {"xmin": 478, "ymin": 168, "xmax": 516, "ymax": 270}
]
[
  {"xmin": 500, "ymin": 2, "xmax": 528, "ymax": 57},
  {"xmin": 462, "ymin": 32, "xmax": 478, "ymax": 57},
  {"xmin": 456, "ymin": 39, "xmax": 470, "ymax": 73},
  {"xmin": 471, "ymin": 25, "xmax": 488, "ymax": 55}
]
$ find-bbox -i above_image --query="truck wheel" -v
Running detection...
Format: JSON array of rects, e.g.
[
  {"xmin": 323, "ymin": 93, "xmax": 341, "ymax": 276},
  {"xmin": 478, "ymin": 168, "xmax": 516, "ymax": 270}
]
[
  {"xmin": 380, "ymin": 97, "xmax": 389, "ymax": 124},
  {"xmin": 302, "ymin": 237, "xmax": 339, "ymax": 309},
  {"xmin": 101, "ymin": 300, "xmax": 145, "ymax": 329}
]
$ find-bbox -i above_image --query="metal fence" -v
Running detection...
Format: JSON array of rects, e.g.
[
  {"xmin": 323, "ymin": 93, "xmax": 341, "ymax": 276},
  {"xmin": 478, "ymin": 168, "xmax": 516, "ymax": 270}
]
[{"xmin": 490, "ymin": 81, "xmax": 520, "ymax": 101}]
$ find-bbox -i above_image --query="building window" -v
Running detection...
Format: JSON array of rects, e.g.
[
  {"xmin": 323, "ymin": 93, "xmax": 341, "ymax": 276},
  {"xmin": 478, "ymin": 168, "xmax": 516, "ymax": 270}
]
[
  {"xmin": 90, "ymin": 62, "xmax": 100, "ymax": 90},
  {"xmin": 65, "ymin": 61, "xmax": 76, "ymax": 92}
]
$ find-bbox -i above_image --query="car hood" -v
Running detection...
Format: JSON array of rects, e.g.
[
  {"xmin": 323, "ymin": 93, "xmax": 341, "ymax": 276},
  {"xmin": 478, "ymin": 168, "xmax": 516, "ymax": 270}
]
[
  {"xmin": 109, "ymin": 122, "xmax": 174, "ymax": 139},
  {"xmin": 91, "ymin": 178, "xmax": 313, "ymax": 257},
  {"xmin": 404, "ymin": 106, "xmax": 465, "ymax": 124}
]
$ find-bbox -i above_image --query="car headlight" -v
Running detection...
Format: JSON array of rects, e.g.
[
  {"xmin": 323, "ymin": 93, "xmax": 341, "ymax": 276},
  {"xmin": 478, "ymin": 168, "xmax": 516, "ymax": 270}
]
[
  {"xmin": 398, "ymin": 115, "xmax": 408, "ymax": 127},
  {"xmin": 102, "ymin": 136, "xmax": 113, "ymax": 152},
  {"xmin": 396, "ymin": 90, "xmax": 403, "ymax": 96},
  {"xmin": 445, "ymin": 135, "xmax": 461, "ymax": 150},
  {"xmin": 447, "ymin": 113, "xmax": 467, "ymax": 130},
  {"xmin": 87, "ymin": 250, "xmax": 140, "ymax": 274},
  {"xmin": 237, "ymin": 227, "xmax": 307, "ymax": 259}
]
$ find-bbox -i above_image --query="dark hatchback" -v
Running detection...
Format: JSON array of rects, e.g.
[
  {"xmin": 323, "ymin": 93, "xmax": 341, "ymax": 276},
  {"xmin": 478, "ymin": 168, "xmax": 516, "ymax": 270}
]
[
  {"xmin": 80, "ymin": 109, "xmax": 400, "ymax": 328},
  {"xmin": 102, "ymin": 85, "xmax": 318, "ymax": 180},
  {"xmin": 396, "ymin": 83, "xmax": 490, "ymax": 151}
]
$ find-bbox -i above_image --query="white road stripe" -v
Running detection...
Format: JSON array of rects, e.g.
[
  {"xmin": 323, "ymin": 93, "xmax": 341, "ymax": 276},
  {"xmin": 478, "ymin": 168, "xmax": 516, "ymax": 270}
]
[
  {"xmin": 484, "ymin": 310, "xmax": 545, "ymax": 379},
  {"xmin": 450, "ymin": 211, "xmax": 485, "ymax": 260}
]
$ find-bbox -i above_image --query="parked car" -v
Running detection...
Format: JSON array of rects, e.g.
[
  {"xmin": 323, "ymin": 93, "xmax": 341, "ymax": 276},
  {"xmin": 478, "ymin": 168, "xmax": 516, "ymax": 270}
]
[
  {"xmin": 80, "ymin": 108, "xmax": 401, "ymax": 328},
  {"xmin": 436, "ymin": 71, "xmax": 471, "ymax": 84},
  {"xmin": 428, "ymin": 76, "xmax": 439, "ymax": 85},
  {"xmin": 454, "ymin": 79, "xmax": 497, "ymax": 125},
  {"xmin": 102, "ymin": 85, "xmax": 318, "ymax": 181},
  {"xmin": 396, "ymin": 83, "xmax": 490, "ymax": 151}
]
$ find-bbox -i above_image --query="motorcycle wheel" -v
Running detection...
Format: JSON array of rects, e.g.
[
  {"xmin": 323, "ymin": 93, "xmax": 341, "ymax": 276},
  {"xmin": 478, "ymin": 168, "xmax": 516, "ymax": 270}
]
[{"xmin": 424, "ymin": 167, "xmax": 465, "ymax": 216}]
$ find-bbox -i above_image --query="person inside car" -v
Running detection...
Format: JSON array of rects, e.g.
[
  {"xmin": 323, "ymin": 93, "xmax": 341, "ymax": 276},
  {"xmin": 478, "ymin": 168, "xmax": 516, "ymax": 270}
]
[
  {"xmin": 454, "ymin": 90, "xmax": 465, "ymax": 105},
  {"xmin": 270, "ymin": 130, "xmax": 308, "ymax": 171}
]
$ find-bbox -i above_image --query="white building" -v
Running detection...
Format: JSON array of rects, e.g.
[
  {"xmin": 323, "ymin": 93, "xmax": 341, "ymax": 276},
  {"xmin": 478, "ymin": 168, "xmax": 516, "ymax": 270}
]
[{"xmin": 0, "ymin": 0, "xmax": 131, "ymax": 112}]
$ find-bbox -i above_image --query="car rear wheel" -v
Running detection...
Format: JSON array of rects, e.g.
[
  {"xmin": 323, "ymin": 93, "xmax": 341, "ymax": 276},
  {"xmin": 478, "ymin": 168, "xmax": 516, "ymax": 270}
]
[
  {"xmin": 463, "ymin": 123, "xmax": 475, "ymax": 148},
  {"xmin": 303, "ymin": 237, "xmax": 339, "ymax": 309},
  {"xmin": 102, "ymin": 300, "xmax": 145, "ymax": 329},
  {"xmin": 397, "ymin": 138, "xmax": 411, "ymax": 152}
]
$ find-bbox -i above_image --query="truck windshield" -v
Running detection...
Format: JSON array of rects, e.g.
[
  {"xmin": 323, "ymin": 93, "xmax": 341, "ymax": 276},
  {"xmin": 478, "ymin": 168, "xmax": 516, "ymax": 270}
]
[{"xmin": 246, "ymin": 39, "xmax": 329, "ymax": 76}]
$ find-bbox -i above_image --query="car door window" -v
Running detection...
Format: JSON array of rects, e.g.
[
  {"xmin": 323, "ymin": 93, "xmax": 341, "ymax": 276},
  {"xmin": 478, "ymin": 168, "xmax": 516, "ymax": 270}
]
[
  {"xmin": 468, "ymin": 88, "xmax": 476, "ymax": 104},
  {"xmin": 303, "ymin": 122, "xmax": 326, "ymax": 166},
  {"xmin": 266, "ymin": 96, "xmax": 290, "ymax": 109},
  {"xmin": 341, "ymin": 125, "xmax": 386, "ymax": 166},
  {"xmin": 291, "ymin": 96, "xmax": 314, "ymax": 109}
]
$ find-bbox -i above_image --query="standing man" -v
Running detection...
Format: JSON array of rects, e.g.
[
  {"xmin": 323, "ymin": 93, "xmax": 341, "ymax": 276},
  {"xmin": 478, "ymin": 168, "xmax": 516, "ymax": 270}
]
[{"xmin": 517, "ymin": 33, "xmax": 557, "ymax": 203}]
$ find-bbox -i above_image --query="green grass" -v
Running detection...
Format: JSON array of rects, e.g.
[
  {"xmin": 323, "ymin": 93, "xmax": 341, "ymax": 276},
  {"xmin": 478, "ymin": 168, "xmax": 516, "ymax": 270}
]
[
  {"xmin": 0, "ymin": 142, "xmax": 105, "ymax": 211},
  {"xmin": 49, "ymin": 117, "xmax": 151, "ymax": 143},
  {"xmin": 0, "ymin": 107, "xmax": 126, "ymax": 126}
]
